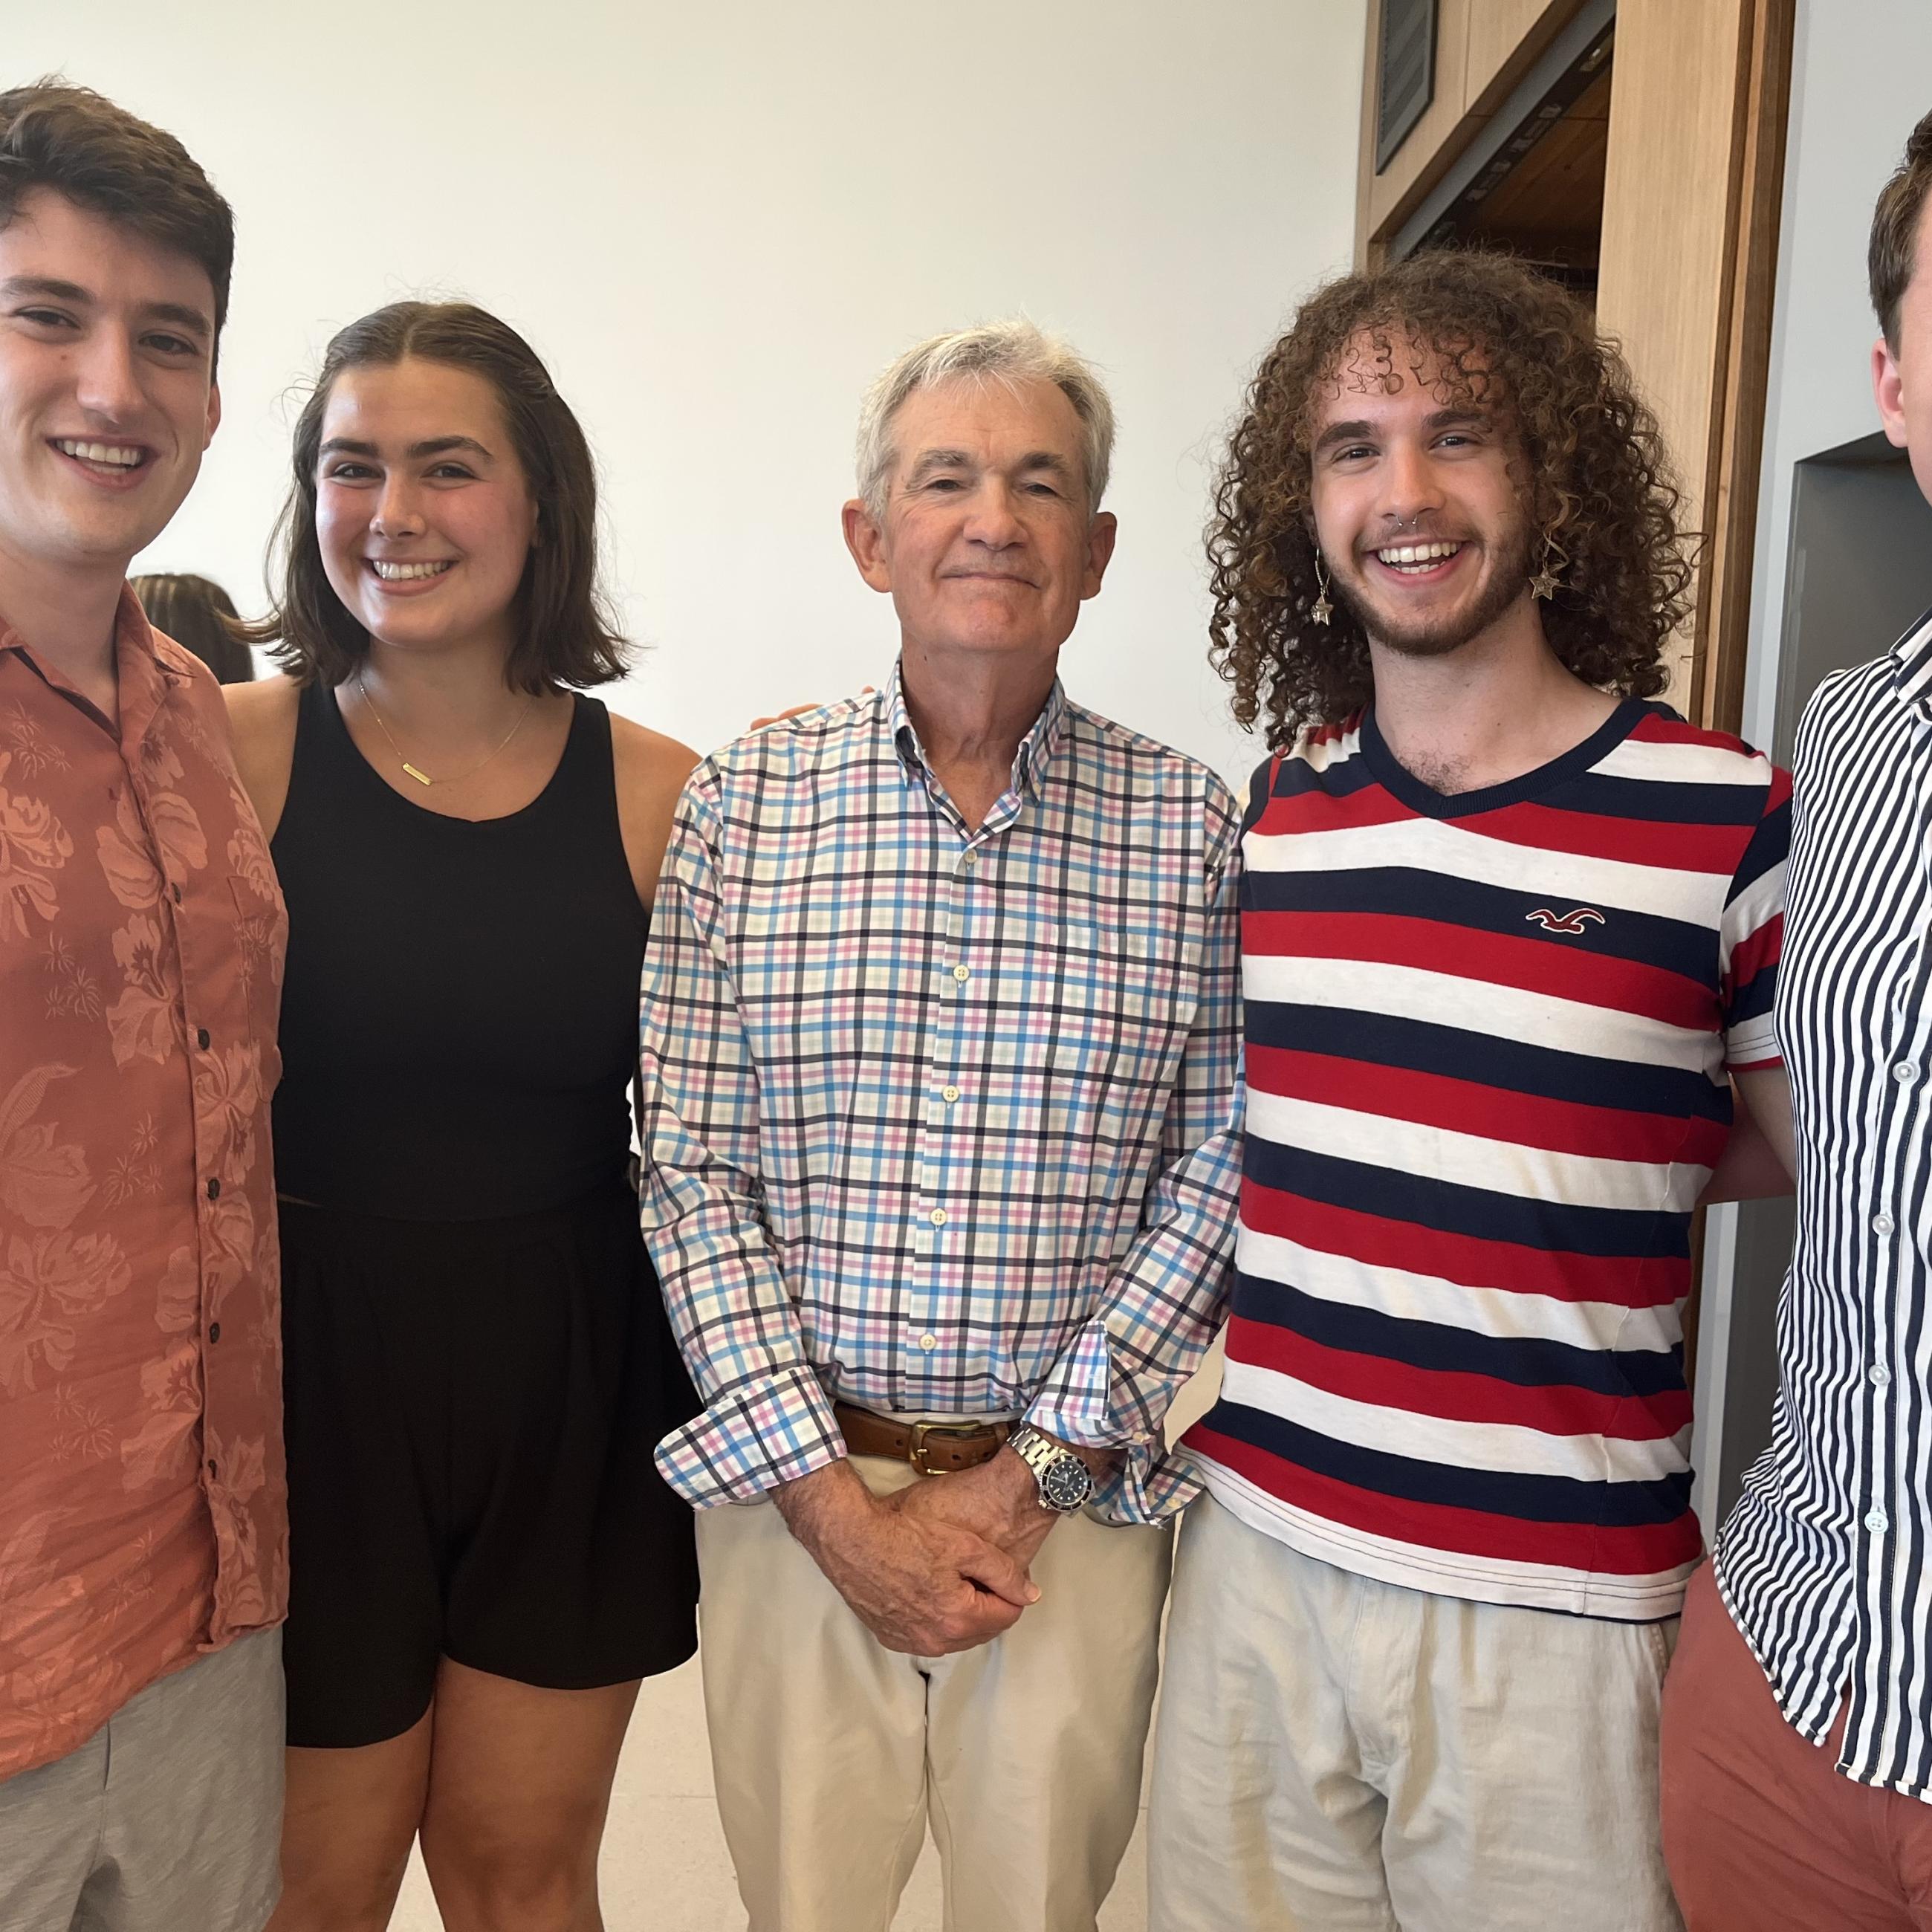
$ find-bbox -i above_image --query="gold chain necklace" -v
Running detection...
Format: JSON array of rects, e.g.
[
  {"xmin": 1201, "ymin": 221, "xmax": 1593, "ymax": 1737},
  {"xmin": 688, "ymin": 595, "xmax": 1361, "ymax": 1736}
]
[{"xmin": 355, "ymin": 670, "xmax": 537, "ymax": 788}]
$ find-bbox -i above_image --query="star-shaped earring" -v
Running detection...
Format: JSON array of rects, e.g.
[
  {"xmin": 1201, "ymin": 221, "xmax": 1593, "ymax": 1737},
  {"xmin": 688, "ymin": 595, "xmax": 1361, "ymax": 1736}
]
[
  {"xmin": 1312, "ymin": 553, "xmax": 1333, "ymax": 626},
  {"xmin": 1531, "ymin": 530, "xmax": 1566, "ymax": 602}
]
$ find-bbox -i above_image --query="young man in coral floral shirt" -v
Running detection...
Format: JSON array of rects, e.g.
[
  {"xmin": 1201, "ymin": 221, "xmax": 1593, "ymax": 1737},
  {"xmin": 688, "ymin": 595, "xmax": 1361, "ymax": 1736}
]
[{"xmin": 0, "ymin": 81, "xmax": 288, "ymax": 1932}]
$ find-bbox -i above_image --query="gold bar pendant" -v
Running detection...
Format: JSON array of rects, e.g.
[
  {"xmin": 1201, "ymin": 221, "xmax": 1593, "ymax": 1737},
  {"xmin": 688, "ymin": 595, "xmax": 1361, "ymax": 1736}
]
[{"xmin": 403, "ymin": 763, "xmax": 432, "ymax": 786}]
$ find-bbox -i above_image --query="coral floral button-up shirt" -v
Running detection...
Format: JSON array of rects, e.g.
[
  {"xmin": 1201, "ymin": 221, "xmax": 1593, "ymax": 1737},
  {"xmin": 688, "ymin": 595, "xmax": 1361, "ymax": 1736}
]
[{"xmin": 0, "ymin": 588, "xmax": 287, "ymax": 1780}]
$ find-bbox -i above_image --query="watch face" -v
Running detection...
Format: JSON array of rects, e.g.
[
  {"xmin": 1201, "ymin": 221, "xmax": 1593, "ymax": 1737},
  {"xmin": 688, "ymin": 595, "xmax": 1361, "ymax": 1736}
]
[{"xmin": 1040, "ymin": 1453, "xmax": 1093, "ymax": 1512}]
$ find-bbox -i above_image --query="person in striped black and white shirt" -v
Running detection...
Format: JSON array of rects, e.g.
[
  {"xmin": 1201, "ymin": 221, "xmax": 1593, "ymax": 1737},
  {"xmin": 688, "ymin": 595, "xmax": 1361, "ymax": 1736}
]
[
  {"xmin": 1145, "ymin": 250, "xmax": 1793, "ymax": 1932},
  {"xmin": 1659, "ymin": 112, "xmax": 1932, "ymax": 1932}
]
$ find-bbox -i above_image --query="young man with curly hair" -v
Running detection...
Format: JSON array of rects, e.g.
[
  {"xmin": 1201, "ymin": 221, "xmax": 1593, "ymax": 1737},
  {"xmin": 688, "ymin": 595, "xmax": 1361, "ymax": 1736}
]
[
  {"xmin": 1657, "ymin": 110, "xmax": 1932, "ymax": 1932},
  {"xmin": 1145, "ymin": 250, "xmax": 1792, "ymax": 1931}
]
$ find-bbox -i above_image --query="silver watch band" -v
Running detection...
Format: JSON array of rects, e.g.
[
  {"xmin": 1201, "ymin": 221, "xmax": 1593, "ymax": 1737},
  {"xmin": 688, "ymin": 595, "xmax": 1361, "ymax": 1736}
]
[{"xmin": 1008, "ymin": 1424, "xmax": 1093, "ymax": 1512}]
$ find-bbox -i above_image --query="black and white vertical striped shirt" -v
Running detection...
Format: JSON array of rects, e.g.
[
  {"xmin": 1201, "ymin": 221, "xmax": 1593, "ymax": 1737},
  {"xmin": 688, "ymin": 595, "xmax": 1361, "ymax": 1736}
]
[{"xmin": 1717, "ymin": 609, "xmax": 1932, "ymax": 1800}]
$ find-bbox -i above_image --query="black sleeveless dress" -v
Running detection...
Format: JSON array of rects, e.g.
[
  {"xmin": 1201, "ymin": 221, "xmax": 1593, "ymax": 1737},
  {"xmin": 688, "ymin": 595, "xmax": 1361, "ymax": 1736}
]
[{"xmin": 271, "ymin": 680, "xmax": 698, "ymax": 1749}]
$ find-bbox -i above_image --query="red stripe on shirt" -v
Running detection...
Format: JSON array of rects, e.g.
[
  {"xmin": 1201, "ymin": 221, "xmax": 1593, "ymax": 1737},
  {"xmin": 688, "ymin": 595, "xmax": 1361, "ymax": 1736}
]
[
  {"xmin": 1629, "ymin": 713, "xmax": 1760, "ymax": 756},
  {"xmin": 1461, "ymin": 800, "xmax": 1749, "ymax": 874},
  {"xmin": 1187, "ymin": 1424, "xmax": 1703, "ymax": 1578},
  {"xmin": 1242, "ymin": 1176, "xmax": 1692, "ymax": 1309},
  {"xmin": 1245, "ymin": 910, "xmax": 1719, "ymax": 1030},
  {"xmin": 1252, "ymin": 786, "xmax": 1415, "ymax": 838},
  {"xmin": 1246, "ymin": 1043, "xmax": 1730, "ymax": 1167},
  {"xmin": 1725, "ymin": 911, "xmax": 1785, "ymax": 1006},
  {"xmin": 1228, "ymin": 1317, "xmax": 1693, "ymax": 1442}
]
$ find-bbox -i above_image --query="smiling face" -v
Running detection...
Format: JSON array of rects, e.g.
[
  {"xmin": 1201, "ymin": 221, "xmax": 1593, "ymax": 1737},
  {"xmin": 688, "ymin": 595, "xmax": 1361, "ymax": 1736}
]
[
  {"xmin": 0, "ymin": 189, "xmax": 220, "ymax": 586},
  {"xmin": 1307, "ymin": 330, "xmax": 1533, "ymax": 660},
  {"xmin": 842, "ymin": 375, "xmax": 1115, "ymax": 669},
  {"xmin": 314, "ymin": 357, "xmax": 538, "ymax": 661}
]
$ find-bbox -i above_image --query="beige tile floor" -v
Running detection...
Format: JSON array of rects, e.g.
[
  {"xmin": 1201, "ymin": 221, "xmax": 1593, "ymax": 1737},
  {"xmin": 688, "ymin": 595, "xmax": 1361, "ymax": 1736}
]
[{"xmin": 387, "ymin": 1650, "xmax": 1150, "ymax": 1930}]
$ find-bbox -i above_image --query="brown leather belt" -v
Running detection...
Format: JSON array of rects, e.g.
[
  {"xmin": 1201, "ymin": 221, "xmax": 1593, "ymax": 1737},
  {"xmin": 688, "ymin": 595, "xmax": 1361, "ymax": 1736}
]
[{"xmin": 834, "ymin": 1402, "xmax": 1011, "ymax": 1476}]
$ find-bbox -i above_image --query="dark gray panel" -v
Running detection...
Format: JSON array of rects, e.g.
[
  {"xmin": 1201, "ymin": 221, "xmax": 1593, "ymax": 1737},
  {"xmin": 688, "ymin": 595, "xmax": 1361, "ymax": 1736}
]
[
  {"xmin": 1772, "ymin": 432, "xmax": 1932, "ymax": 765},
  {"xmin": 1711, "ymin": 433, "xmax": 1932, "ymax": 1524},
  {"xmin": 1376, "ymin": 0, "xmax": 1438, "ymax": 173},
  {"xmin": 1718, "ymin": 1196, "xmax": 1795, "ymax": 1520}
]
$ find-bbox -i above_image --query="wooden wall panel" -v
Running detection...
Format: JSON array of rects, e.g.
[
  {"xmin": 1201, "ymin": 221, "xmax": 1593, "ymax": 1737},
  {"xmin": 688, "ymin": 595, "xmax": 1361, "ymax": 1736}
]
[
  {"xmin": 1595, "ymin": 0, "xmax": 1789, "ymax": 716},
  {"xmin": 1357, "ymin": 0, "xmax": 1589, "ymax": 256},
  {"xmin": 1693, "ymin": 0, "xmax": 1795, "ymax": 733},
  {"xmin": 1464, "ymin": 0, "xmax": 1586, "ymax": 117},
  {"xmin": 1355, "ymin": 6, "xmax": 1386, "ymax": 268},
  {"xmin": 1595, "ymin": 1, "xmax": 1749, "ymax": 708}
]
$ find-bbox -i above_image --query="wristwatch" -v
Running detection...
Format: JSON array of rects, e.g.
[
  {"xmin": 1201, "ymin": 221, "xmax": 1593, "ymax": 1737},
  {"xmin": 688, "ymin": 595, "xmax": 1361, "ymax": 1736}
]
[{"xmin": 1007, "ymin": 1423, "xmax": 1095, "ymax": 1514}]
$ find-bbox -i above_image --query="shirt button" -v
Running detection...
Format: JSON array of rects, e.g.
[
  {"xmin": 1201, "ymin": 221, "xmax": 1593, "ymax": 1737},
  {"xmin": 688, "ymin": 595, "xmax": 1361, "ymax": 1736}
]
[
  {"xmin": 207, "ymin": 1458, "xmax": 219, "ymax": 1480},
  {"xmin": 1876, "ymin": 1213, "xmax": 1897, "ymax": 1235},
  {"xmin": 196, "ymin": 1028, "xmax": 210, "ymax": 1051},
  {"xmin": 941, "ymin": 1084, "xmax": 960, "ymax": 1103},
  {"xmin": 964, "ymin": 850, "xmax": 979, "ymax": 866},
  {"xmin": 918, "ymin": 1333, "xmax": 938, "ymax": 1352},
  {"xmin": 1867, "ymin": 1508, "xmax": 1890, "ymax": 1534},
  {"xmin": 1871, "ymin": 1364, "xmax": 1892, "ymax": 1387},
  {"xmin": 208, "ymin": 1321, "xmax": 221, "ymax": 1344},
  {"xmin": 930, "ymin": 1208, "xmax": 947, "ymax": 1227},
  {"xmin": 1895, "ymin": 1063, "xmax": 1919, "ymax": 1083},
  {"xmin": 206, "ymin": 1178, "xmax": 221, "ymax": 1201},
  {"xmin": 952, "ymin": 965, "xmax": 970, "ymax": 983}
]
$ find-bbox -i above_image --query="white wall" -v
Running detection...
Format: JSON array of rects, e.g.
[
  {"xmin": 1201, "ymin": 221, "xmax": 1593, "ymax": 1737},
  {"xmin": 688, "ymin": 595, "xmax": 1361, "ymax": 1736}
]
[
  {"xmin": 1691, "ymin": 0, "xmax": 1932, "ymax": 1526},
  {"xmin": 16, "ymin": 0, "xmax": 1367, "ymax": 788}
]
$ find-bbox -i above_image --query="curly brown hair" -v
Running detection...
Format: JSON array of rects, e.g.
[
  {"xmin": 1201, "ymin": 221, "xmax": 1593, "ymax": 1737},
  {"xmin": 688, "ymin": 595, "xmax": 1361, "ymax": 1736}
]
[{"xmin": 1208, "ymin": 250, "xmax": 1694, "ymax": 745}]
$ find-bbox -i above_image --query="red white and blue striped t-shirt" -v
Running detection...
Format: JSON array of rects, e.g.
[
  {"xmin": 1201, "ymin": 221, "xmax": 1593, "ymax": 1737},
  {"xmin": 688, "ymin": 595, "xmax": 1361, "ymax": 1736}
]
[{"xmin": 1182, "ymin": 698, "xmax": 1789, "ymax": 1621}]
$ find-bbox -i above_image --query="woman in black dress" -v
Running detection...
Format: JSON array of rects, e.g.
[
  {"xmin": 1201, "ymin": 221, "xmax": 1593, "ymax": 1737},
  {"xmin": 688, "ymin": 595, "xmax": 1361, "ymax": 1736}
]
[{"xmin": 226, "ymin": 302, "xmax": 699, "ymax": 1932}]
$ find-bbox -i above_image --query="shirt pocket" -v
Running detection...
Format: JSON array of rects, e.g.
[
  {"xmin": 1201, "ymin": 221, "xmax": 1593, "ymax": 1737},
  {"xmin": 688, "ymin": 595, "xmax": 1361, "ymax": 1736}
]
[
  {"xmin": 1043, "ymin": 921, "xmax": 1196, "ymax": 1101},
  {"xmin": 1021, "ymin": 921, "xmax": 1194, "ymax": 1264}
]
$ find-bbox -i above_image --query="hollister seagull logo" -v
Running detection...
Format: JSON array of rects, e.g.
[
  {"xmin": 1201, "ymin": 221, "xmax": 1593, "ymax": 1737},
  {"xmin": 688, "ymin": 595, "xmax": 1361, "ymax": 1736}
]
[{"xmin": 1526, "ymin": 907, "xmax": 1607, "ymax": 935}]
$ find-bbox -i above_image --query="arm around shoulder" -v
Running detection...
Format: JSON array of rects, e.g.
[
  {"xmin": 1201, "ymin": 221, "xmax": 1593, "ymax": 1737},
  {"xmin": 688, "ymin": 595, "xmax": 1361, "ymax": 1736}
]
[{"xmin": 221, "ymin": 675, "xmax": 301, "ymax": 842}]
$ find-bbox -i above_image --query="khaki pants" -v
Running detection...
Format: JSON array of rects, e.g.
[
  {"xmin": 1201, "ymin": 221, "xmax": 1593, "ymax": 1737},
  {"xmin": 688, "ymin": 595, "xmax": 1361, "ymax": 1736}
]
[
  {"xmin": 1147, "ymin": 1494, "xmax": 1682, "ymax": 1932},
  {"xmin": 696, "ymin": 1454, "xmax": 1173, "ymax": 1932}
]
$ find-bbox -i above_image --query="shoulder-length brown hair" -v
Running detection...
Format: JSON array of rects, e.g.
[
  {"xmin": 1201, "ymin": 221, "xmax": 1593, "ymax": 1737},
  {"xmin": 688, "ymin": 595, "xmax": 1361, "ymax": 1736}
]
[
  {"xmin": 247, "ymin": 301, "xmax": 627, "ymax": 693},
  {"xmin": 1209, "ymin": 250, "xmax": 1693, "ymax": 746}
]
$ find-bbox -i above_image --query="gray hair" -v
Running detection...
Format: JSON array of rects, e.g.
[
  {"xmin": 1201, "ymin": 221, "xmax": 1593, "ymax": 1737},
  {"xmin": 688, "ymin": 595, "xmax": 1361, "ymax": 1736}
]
[{"xmin": 855, "ymin": 317, "xmax": 1116, "ymax": 522}]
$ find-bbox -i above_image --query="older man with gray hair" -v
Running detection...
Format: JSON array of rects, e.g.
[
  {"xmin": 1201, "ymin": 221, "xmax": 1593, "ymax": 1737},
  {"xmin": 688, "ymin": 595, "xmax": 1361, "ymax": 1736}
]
[{"xmin": 637, "ymin": 318, "xmax": 1243, "ymax": 1930}]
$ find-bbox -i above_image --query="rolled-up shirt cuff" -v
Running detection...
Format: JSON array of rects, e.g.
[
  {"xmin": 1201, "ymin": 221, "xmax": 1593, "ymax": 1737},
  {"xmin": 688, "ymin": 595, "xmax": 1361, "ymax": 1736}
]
[
  {"xmin": 1024, "ymin": 1315, "xmax": 1196, "ymax": 1526},
  {"xmin": 652, "ymin": 1361, "xmax": 846, "ymax": 1507}
]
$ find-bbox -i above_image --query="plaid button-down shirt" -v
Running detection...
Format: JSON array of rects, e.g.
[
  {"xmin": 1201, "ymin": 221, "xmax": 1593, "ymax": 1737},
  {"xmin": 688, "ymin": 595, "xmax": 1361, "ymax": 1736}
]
[{"xmin": 638, "ymin": 667, "xmax": 1242, "ymax": 1522}]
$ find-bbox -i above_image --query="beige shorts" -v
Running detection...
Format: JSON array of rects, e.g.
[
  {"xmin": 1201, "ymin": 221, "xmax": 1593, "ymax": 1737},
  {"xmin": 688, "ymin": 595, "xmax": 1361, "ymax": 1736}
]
[
  {"xmin": 0, "ymin": 1628, "xmax": 284, "ymax": 1932},
  {"xmin": 1148, "ymin": 1494, "xmax": 1682, "ymax": 1932}
]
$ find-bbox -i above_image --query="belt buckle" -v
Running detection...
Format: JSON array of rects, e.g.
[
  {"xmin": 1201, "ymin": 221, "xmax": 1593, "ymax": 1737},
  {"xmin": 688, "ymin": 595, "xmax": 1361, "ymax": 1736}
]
[{"xmin": 909, "ymin": 1420, "xmax": 987, "ymax": 1476}]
